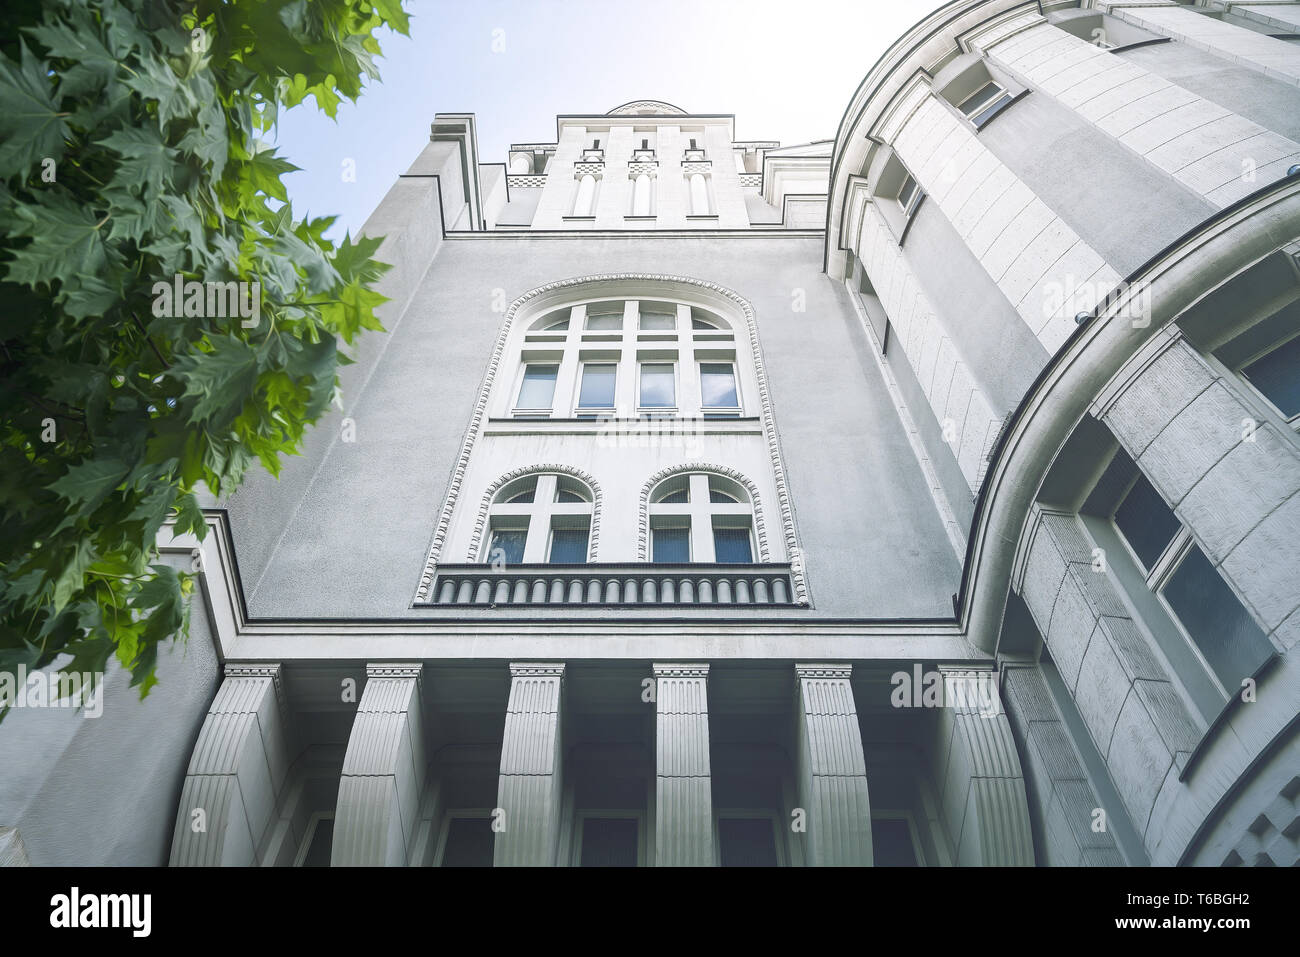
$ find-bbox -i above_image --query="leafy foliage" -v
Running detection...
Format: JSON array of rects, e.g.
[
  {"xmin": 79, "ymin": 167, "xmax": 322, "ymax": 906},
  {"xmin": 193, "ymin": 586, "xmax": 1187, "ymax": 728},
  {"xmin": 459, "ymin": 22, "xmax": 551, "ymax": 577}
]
[{"xmin": 0, "ymin": 0, "xmax": 406, "ymax": 714}]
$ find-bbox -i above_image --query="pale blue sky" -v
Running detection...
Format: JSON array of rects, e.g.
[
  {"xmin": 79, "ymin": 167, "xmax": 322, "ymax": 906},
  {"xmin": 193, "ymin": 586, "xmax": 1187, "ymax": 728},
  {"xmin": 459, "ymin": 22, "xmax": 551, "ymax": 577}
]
[{"xmin": 271, "ymin": 0, "xmax": 942, "ymax": 239}]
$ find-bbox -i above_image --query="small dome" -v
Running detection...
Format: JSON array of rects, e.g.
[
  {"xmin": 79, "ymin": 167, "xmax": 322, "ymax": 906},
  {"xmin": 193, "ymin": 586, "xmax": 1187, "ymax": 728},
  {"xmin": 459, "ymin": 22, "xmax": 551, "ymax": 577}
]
[{"xmin": 607, "ymin": 100, "xmax": 687, "ymax": 116}]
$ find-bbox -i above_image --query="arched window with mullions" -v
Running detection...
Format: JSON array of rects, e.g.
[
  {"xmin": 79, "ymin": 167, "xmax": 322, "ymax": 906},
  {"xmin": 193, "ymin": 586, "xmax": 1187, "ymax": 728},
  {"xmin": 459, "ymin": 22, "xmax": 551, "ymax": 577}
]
[
  {"xmin": 480, "ymin": 471, "xmax": 596, "ymax": 565},
  {"xmin": 645, "ymin": 471, "xmax": 760, "ymax": 564}
]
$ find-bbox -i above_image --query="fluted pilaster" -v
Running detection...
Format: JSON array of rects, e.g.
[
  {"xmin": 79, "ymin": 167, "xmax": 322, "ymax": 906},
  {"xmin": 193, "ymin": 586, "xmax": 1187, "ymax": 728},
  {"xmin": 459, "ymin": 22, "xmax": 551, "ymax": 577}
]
[
  {"xmin": 494, "ymin": 663, "xmax": 565, "ymax": 866},
  {"xmin": 932, "ymin": 667, "xmax": 1034, "ymax": 866},
  {"xmin": 332, "ymin": 664, "xmax": 427, "ymax": 866},
  {"xmin": 653, "ymin": 663, "xmax": 713, "ymax": 866},
  {"xmin": 170, "ymin": 663, "xmax": 291, "ymax": 866},
  {"xmin": 793, "ymin": 663, "xmax": 873, "ymax": 866}
]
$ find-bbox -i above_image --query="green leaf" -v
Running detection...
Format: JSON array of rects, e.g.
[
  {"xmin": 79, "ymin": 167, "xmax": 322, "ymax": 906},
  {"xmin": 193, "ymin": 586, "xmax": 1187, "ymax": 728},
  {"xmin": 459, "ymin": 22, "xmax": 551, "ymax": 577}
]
[
  {"xmin": 6, "ymin": 191, "xmax": 109, "ymax": 286},
  {"xmin": 0, "ymin": 42, "xmax": 68, "ymax": 180},
  {"xmin": 172, "ymin": 336, "xmax": 260, "ymax": 426},
  {"xmin": 48, "ymin": 456, "xmax": 130, "ymax": 516},
  {"xmin": 51, "ymin": 537, "xmax": 95, "ymax": 613}
]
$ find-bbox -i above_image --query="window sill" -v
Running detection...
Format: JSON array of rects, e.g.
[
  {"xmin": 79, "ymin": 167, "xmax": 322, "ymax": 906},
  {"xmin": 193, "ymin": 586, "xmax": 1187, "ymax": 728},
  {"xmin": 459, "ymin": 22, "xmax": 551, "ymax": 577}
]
[
  {"xmin": 624, "ymin": 215, "xmax": 657, "ymax": 222},
  {"xmin": 562, "ymin": 215, "xmax": 596, "ymax": 222},
  {"xmin": 686, "ymin": 214, "xmax": 719, "ymax": 220},
  {"xmin": 1178, "ymin": 651, "xmax": 1283, "ymax": 783}
]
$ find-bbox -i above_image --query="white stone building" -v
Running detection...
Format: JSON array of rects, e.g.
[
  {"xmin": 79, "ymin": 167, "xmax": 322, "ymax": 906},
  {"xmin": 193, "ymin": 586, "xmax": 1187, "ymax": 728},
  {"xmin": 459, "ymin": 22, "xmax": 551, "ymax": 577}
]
[{"xmin": 2, "ymin": 0, "xmax": 1298, "ymax": 867}]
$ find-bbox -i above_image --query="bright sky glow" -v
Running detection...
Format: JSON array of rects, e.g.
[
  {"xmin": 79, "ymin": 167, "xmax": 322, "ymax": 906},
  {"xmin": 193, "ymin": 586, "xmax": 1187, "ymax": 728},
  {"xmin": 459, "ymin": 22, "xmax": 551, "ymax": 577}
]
[{"xmin": 272, "ymin": 0, "xmax": 945, "ymax": 239}]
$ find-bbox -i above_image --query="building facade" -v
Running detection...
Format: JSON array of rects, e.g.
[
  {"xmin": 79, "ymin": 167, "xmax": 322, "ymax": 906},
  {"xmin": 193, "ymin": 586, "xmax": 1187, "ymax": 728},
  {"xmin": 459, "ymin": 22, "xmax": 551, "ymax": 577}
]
[{"xmin": 2, "ymin": 0, "xmax": 1298, "ymax": 867}]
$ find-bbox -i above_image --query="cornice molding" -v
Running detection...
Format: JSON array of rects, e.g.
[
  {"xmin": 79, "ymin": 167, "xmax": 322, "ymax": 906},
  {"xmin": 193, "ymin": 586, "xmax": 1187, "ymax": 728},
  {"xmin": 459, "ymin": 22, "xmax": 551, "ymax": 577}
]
[
  {"xmin": 509, "ymin": 662, "xmax": 566, "ymax": 679},
  {"xmin": 467, "ymin": 464, "xmax": 602, "ymax": 563},
  {"xmin": 794, "ymin": 663, "xmax": 853, "ymax": 680},
  {"xmin": 414, "ymin": 273, "xmax": 809, "ymax": 606},
  {"xmin": 652, "ymin": 662, "xmax": 710, "ymax": 678}
]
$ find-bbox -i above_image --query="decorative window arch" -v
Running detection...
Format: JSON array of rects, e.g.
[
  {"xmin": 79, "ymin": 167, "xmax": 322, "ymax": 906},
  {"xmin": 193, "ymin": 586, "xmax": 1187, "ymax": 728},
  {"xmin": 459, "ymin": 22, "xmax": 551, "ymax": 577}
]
[
  {"xmin": 467, "ymin": 465, "xmax": 601, "ymax": 564},
  {"xmin": 638, "ymin": 465, "xmax": 770, "ymax": 563},
  {"xmin": 415, "ymin": 274, "xmax": 808, "ymax": 606}
]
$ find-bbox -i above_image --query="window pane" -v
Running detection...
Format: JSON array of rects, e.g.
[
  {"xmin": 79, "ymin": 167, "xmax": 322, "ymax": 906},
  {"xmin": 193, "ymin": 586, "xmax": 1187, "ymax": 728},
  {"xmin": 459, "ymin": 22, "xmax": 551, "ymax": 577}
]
[
  {"xmin": 578, "ymin": 364, "xmax": 616, "ymax": 407},
  {"xmin": 556, "ymin": 489, "xmax": 584, "ymax": 503},
  {"xmin": 301, "ymin": 818, "xmax": 333, "ymax": 867},
  {"xmin": 487, "ymin": 529, "xmax": 527, "ymax": 565},
  {"xmin": 657, "ymin": 488, "xmax": 688, "ymax": 504},
  {"xmin": 970, "ymin": 94, "xmax": 1012, "ymax": 127},
  {"xmin": 1242, "ymin": 335, "xmax": 1300, "ymax": 418},
  {"xmin": 709, "ymin": 489, "xmax": 738, "ymax": 503},
  {"xmin": 871, "ymin": 819, "xmax": 918, "ymax": 866},
  {"xmin": 692, "ymin": 317, "xmax": 718, "ymax": 330},
  {"xmin": 960, "ymin": 82, "xmax": 1003, "ymax": 116},
  {"xmin": 580, "ymin": 818, "xmax": 638, "ymax": 867},
  {"xmin": 718, "ymin": 818, "xmax": 778, "ymax": 867},
  {"xmin": 549, "ymin": 527, "xmax": 589, "ymax": 563},
  {"xmin": 713, "ymin": 526, "xmax": 753, "ymax": 563},
  {"xmin": 700, "ymin": 362, "xmax": 738, "ymax": 408},
  {"xmin": 653, "ymin": 527, "xmax": 690, "ymax": 563},
  {"xmin": 517, "ymin": 364, "xmax": 557, "ymax": 409},
  {"xmin": 1161, "ymin": 544, "xmax": 1273, "ymax": 693},
  {"xmin": 586, "ymin": 312, "xmax": 623, "ymax": 330},
  {"xmin": 898, "ymin": 176, "xmax": 916, "ymax": 208},
  {"xmin": 1114, "ymin": 473, "xmax": 1181, "ymax": 570},
  {"xmin": 639, "ymin": 311, "xmax": 676, "ymax": 330},
  {"xmin": 640, "ymin": 363, "xmax": 675, "ymax": 407},
  {"xmin": 441, "ymin": 818, "xmax": 494, "ymax": 867}
]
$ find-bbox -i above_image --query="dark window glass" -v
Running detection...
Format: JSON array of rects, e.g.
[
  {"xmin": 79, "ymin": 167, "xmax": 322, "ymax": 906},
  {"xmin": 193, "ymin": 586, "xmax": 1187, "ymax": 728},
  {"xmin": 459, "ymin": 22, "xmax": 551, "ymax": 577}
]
[
  {"xmin": 709, "ymin": 489, "xmax": 738, "ymax": 503},
  {"xmin": 871, "ymin": 818, "xmax": 918, "ymax": 866},
  {"xmin": 692, "ymin": 317, "xmax": 718, "ymax": 330},
  {"xmin": 549, "ymin": 527, "xmax": 589, "ymax": 563},
  {"xmin": 585, "ymin": 312, "xmax": 623, "ymax": 331},
  {"xmin": 487, "ymin": 529, "xmax": 527, "ymax": 565},
  {"xmin": 960, "ymin": 82, "xmax": 1004, "ymax": 116},
  {"xmin": 441, "ymin": 817, "xmax": 494, "ymax": 867},
  {"xmin": 713, "ymin": 526, "xmax": 753, "ymax": 563},
  {"xmin": 578, "ymin": 364, "xmax": 616, "ymax": 407},
  {"xmin": 719, "ymin": 818, "xmax": 778, "ymax": 867},
  {"xmin": 506, "ymin": 488, "xmax": 535, "ymax": 504},
  {"xmin": 1161, "ymin": 544, "xmax": 1273, "ymax": 694},
  {"xmin": 897, "ymin": 175, "xmax": 917, "ymax": 211},
  {"xmin": 653, "ymin": 527, "xmax": 690, "ymax": 563},
  {"xmin": 556, "ymin": 489, "xmax": 584, "ymax": 503},
  {"xmin": 1113, "ymin": 473, "xmax": 1181, "ymax": 570},
  {"xmin": 301, "ymin": 817, "xmax": 333, "ymax": 867},
  {"xmin": 1242, "ymin": 335, "xmax": 1300, "ymax": 418},
  {"xmin": 580, "ymin": 818, "xmax": 638, "ymax": 867},
  {"xmin": 657, "ymin": 488, "xmax": 688, "ymax": 504}
]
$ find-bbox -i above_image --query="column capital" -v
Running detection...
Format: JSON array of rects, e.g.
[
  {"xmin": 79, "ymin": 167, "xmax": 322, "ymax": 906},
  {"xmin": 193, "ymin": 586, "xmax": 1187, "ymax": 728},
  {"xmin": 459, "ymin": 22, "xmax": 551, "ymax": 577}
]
[
  {"xmin": 365, "ymin": 662, "xmax": 424, "ymax": 680},
  {"xmin": 509, "ymin": 662, "xmax": 566, "ymax": 679},
  {"xmin": 653, "ymin": 662, "xmax": 710, "ymax": 679},
  {"xmin": 795, "ymin": 663, "xmax": 853, "ymax": 680},
  {"xmin": 222, "ymin": 661, "xmax": 286, "ymax": 722}
]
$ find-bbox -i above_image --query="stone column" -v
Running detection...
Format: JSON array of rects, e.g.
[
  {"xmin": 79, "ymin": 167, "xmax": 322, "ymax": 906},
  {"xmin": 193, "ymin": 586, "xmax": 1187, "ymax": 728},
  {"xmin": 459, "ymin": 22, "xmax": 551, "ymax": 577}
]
[
  {"xmin": 932, "ymin": 667, "xmax": 1035, "ymax": 866},
  {"xmin": 653, "ymin": 663, "xmax": 714, "ymax": 866},
  {"xmin": 332, "ymin": 664, "xmax": 427, "ymax": 866},
  {"xmin": 170, "ymin": 663, "xmax": 292, "ymax": 866},
  {"xmin": 793, "ymin": 663, "xmax": 873, "ymax": 866},
  {"xmin": 494, "ymin": 663, "xmax": 565, "ymax": 866}
]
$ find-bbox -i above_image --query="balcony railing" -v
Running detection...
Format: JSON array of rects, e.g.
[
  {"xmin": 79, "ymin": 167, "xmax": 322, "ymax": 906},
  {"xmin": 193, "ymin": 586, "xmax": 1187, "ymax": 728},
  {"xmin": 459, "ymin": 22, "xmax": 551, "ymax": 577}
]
[{"xmin": 422, "ymin": 562, "xmax": 797, "ymax": 607}]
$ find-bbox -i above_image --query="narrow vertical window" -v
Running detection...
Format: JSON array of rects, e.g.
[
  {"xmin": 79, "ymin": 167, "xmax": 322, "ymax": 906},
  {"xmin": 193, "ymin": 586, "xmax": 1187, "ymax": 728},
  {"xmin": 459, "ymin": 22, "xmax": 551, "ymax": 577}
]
[
  {"xmin": 516, "ymin": 363, "xmax": 558, "ymax": 411},
  {"xmin": 573, "ymin": 174, "xmax": 597, "ymax": 216},
  {"xmin": 578, "ymin": 363, "xmax": 617, "ymax": 409},
  {"xmin": 632, "ymin": 174, "xmax": 652, "ymax": 216},
  {"xmin": 689, "ymin": 173, "xmax": 710, "ymax": 215},
  {"xmin": 639, "ymin": 362, "xmax": 675, "ymax": 408},
  {"xmin": 549, "ymin": 526, "xmax": 589, "ymax": 563},
  {"xmin": 700, "ymin": 362, "xmax": 739, "ymax": 412},
  {"xmin": 712, "ymin": 525, "xmax": 753, "ymax": 563},
  {"xmin": 487, "ymin": 528, "xmax": 527, "ymax": 565}
]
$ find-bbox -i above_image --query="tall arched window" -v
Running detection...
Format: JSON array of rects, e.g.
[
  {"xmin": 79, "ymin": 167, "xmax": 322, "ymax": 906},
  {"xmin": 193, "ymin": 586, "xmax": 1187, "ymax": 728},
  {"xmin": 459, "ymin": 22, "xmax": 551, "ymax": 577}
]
[
  {"xmin": 647, "ymin": 472, "xmax": 756, "ymax": 563},
  {"xmin": 483, "ymin": 471, "xmax": 595, "ymax": 564},
  {"xmin": 632, "ymin": 174, "xmax": 652, "ymax": 216},
  {"xmin": 689, "ymin": 173, "xmax": 710, "ymax": 215},
  {"xmin": 504, "ymin": 298, "xmax": 745, "ymax": 419},
  {"xmin": 573, "ymin": 174, "xmax": 597, "ymax": 216}
]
